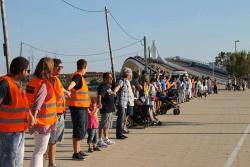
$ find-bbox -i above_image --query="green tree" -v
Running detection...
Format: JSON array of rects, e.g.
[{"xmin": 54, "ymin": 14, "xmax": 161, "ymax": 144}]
[{"xmin": 215, "ymin": 51, "xmax": 250, "ymax": 78}]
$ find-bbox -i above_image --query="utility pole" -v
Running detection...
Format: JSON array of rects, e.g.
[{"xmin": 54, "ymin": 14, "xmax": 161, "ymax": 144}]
[
  {"xmin": 31, "ymin": 55, "xmax": 34, "ymax": 72},
  {"xmin": 234, "ymin": 40, "xmax": 240, "ymax": 53},
  {"xmin": 19, "ymin": 41, "xmax": 23, "ymax": 57},
  {"xmin": 148, "ymin": 46, "xmax": 151, "ymax": 77},
  {"xmin": 104, "ymin": 6, "xmax": 116, "ymax": 83},
  {"xmin": 1, "ymin": 0, "xmax": 10, "ymax": 73},
  {"xmin": 143, "ymin": 36, "xmax": 147, "ymax": 73},
  {"xmin": 28, "ymin": 56, "xmax": 31, "ymax": 71}
]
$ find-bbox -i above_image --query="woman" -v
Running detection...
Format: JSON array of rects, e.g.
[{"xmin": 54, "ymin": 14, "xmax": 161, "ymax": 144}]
[
  {"xmin": 26, "ymin": 57, "xmax": 57, "ymax": 167},
  {"xmin": 114, "ymin": 68, "xmax": 133, "ymax": 139},
  {"xmin": 142, "ymin": 74, "xmax": 157, "ymax": 125}
]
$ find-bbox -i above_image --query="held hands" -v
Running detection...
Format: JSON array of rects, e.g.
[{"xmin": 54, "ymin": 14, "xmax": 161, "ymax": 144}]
[
  {"xmin": 64, "ymin": 90, "xmax": 71, "ymax": 98},
  {"xmin": 111, "ymin": 91, "xmax": 117, "ymax": 96},
  {"xmin": 28, "ymin": 111, "xmax": 36, "ymax": 127},
  {"xmin": 29, "ymin": 115, "xmax": 36, "ymax": 127}
]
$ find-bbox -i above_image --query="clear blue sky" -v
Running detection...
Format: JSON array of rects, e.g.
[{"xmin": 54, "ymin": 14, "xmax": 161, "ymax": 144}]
[{"xmin": 1, "ymin": 0, "xmax": 250, "ymax": 74}]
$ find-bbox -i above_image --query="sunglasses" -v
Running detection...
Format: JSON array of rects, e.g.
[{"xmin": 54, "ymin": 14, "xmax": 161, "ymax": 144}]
[{"xmin": 57, "ymin": 66, "xmax": 64, "ymax": 69}]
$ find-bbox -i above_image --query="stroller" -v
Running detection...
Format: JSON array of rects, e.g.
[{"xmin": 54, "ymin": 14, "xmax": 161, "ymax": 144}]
[
  {"xmin": 159, "ymin": 88, "xmax": 181, "ymax": 115},
  {"xmin": 126, "ymin": 99, "xmax": 150, "ymax": 128},
  {"xmin": 126, "ymin": 97, "xmax": 162, "ymax": 128}
]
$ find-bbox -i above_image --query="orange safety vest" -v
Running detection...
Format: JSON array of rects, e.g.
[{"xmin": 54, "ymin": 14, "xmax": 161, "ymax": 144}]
[
  {"xmin": 0, "ymin": 75, "xmax": 29, "ymax": 133},
  {"xmin": 26, "ymin": 77, "xmax": 57, "ymax": 126},
  {"xmin": 67, "ymin": 72, "xmax": 90, "ymax": 108},
  {"xmin": 53, "ymin": 76, "xmax": 65, "ymax": 114},
  {"xmin": 166, "ymin": 80, "xmax": 171, "ymax": 90}
]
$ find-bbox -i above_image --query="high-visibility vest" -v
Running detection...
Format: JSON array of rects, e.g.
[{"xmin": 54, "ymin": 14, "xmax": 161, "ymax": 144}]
[
  {"xmin": 26, "ymin": 77, "xmax": 57, "ymax": 126},
  {"xmin": 53, "ymin": 76, "xmax": 65, "ymax": 114},
  {"xmin": 0, "ymin": 75, "xmax": 29, "ymax": 132},
  {"xmin": 67, "ymin": 72, "xmax": 90, "ymax": 108}
]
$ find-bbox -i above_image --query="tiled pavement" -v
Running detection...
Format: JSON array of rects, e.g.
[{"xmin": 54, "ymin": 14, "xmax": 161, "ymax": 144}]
[{"xmin": 24, "ymin": 90, "xmax": 250, "ymax": 167}]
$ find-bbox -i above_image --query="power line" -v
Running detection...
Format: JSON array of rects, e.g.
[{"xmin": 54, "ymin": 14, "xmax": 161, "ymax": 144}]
[
  {"xmin": 58, "ymin": 0, "xmax": 141, "ymax": 41},
  {"xmin": 109, "ymin": 12, "xmax": 141, "ymax": 41},
  {"xmin": 59, "ymin": 0, "xmax": 104, "ymax": 13},
  {"xmin": 22, "ymin": 40, "xmax": 142, "ymax": 57},
  {"xmin": 63, "ymin": 49, "xmax": 143, "ymax": 64}
]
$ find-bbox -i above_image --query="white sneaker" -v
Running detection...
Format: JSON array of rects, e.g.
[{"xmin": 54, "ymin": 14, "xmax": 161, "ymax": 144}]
[
  {"xmin": 97, "ymin": 139, "xmax": 108, "ymax": 148},
  {"xmin": 104, "ymin": 138, "xmax": 115, "ymax": 145}
]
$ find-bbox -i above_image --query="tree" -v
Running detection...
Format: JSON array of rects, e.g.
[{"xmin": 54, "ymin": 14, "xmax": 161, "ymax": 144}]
[{"xmin": 215, "ymin": 51, "xmax": 250, "ymax": 78}]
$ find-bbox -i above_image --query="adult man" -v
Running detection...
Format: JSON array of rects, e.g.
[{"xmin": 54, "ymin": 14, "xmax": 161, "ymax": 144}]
[
  {"xmin": 67, "ymin": 59, "xmax": 90, "ymax": 160},
  {"xmin": 48, "ymin": 59, "xmax": 70, "ymax": 167},
  {"xmin": 97, "ymin": 72, "xmax": 116, "ymax": 147},
  {"xmin": 0, "ymin": 57, "xmax": 34, "ymax": 167}
]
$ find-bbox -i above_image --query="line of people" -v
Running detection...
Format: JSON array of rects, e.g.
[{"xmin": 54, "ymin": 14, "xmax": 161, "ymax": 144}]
[
  {"xmin": 0, "ymin": 56, "xmax": 220, "ymax": 167},
  {"xmin": 0, "ymin": 57, "xmax": 71, "ymax": 167},
  {"xmin": 0, "ymin": 57, "xmax": 136, "ymax": 167}
]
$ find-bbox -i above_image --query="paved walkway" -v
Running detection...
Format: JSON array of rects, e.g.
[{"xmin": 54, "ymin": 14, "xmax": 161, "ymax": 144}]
[{"xmin": 24, "ymin": 90, "xmax": 250, "ymax": 167}]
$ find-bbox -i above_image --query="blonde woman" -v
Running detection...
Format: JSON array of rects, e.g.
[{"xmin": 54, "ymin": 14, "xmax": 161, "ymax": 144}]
[{"xmin": 26, "ymin": 57, "xmax": 57, "ymax": 167}]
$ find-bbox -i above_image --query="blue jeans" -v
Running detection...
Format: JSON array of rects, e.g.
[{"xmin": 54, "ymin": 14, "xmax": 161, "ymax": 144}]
[
  {"xmin": 87, "ymin": 129, "xmax": 98, "ymax": 144},
  {"xmin": 0, "ymin": 132, "xmax": 25, "ymax": 167},
  {"xmin": 116, "ymin": 107, "xmax": 126, "ymax": 137}
]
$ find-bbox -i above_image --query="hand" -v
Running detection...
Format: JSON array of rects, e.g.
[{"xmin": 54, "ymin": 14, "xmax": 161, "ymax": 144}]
[
  {"xmin": 29, "ymin": 115, "xmax": 36, "ymax": 127},
  {"xmin": 111, "ymin": 91, "xmax": 117, "ymax": 96},
  {"xmin": 97, "ymin": 103, "xmax": 102, "ymax": 109},
  {"xmin": 65, "ymin": 90, "xmax": 71, "ymax": 98}
]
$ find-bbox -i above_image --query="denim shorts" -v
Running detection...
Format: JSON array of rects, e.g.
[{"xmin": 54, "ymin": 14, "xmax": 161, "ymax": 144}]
[
  {"xmin": 49, "ymin": 114, "xmax": 65, "ymax": 144},
  {"xmin": 69, "ymin": 107, "xmax": 88, "ymax": 140},
  {"xmin": 126, "ymin": 106, "xmax": 134, "ymax": 116},
  {"xmin": 99, "ymin": 113, "xmax": 113, "ymax": 129},
  {"xmin": 0, "ymin": 132, "xmax": 25, "ymax": 167}
]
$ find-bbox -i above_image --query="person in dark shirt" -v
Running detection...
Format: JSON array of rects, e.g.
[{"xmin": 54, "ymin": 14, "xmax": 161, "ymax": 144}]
[
  {"xmin": 97, "ymin": 72, "xmax": 116, "ymax": 147},
  {"xmin": 0, "ymin": 79, "xmax": 11, "ymax": 105},
  {"xmin": 67, "ymin": 59, "xmax": 90, "ymax": 160}
]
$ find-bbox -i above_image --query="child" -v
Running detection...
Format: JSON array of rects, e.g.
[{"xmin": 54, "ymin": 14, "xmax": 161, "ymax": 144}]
[{"xmin": 87, "ymin": 99, "xmax": 101, "ymax": 152}]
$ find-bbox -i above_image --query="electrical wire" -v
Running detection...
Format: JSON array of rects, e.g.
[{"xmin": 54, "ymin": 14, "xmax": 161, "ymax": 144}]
[
  {"xmin": 59, "ymin": 0, "xmax": 104, "ymax": 13},
  {"xmin": 22, "ymin": 40, "xmax": 142, "ymax": 57},
  {"xmin": 109, "ymin": 12, "xmax": 141, "ymax": 41},
  {"xmin": 63, "ymin": 49, "xmax": 143, "ymax": 64}
]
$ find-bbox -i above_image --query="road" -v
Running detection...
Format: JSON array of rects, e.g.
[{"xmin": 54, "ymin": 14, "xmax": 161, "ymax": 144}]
[{"xmin": 24, "ymin": 90, "xmax": 250, "ymax": 167}]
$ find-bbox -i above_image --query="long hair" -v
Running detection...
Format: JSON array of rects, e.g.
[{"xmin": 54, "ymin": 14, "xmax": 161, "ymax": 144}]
[{"xmin": 34, "ymin": 57, "xmax": 54, "ymax": 83}]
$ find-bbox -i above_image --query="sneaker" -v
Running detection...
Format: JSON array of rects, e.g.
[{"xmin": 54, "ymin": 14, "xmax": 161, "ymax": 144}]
[
  {"xmin": 97, "ymin": 139, "xmax": 108, "ymax": 148},
  {"xmin": 123, "ymin": 129, "xmax": 130, "ymax": 134},
  {"xmin": 122, "ymin": 135, "xmax": 128, "ymax": 138},
  {"xmin": 93, "ymin": 147, "xmax": 101, "ymax": 151},
  {"xmin": 88, "ymin": 148, "xmax": 93, "ymax": 153},
  {"xmin": 116, "ymin": 135, "xmax": 126, "ymax": 140},
  {"xmin": 72, "ymin": 153, "xmax": 85, "ymax": 161},
  {"xmin": 79, "ymin": 151, "xmax": 88, "ymax": 157},
  {"xmin": 104, "ymin": 138, "xmax": 115, "ymax": 145}
]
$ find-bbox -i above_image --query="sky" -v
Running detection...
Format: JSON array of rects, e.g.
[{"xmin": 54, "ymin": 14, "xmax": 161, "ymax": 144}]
[{"xmin": 0, "ymin": 0, "xmax": 250, "ymax": 74}]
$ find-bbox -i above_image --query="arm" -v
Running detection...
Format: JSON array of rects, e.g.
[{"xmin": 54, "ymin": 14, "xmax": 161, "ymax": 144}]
[
  {"xmin": 67, "ymin": 75, "xmax": 81, "ymax": 91},
  {"xmin": 97, "ymin": 94, "xmax": 102, "ymax": 109},
  {"xmin": 28, "ymin": 110, "xmax": 36, "ymax": 126},
  {"xmin": 67, "ymin": 81, "xmax": 76, "ymax": 91},
  {"xmin": 0, "ymin": 80, "xmax": 9, "ymax": 105},
  {"xmin": 114, "ymin": 79, "xmax": 124, "ymax": 95},
  {"xmin": 33, "ymin": 83, "xmax": 47, "ymax": 120},
  {"xmin": 113, "ymin": 85, "xmax": 121, "ymax": 95}
]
